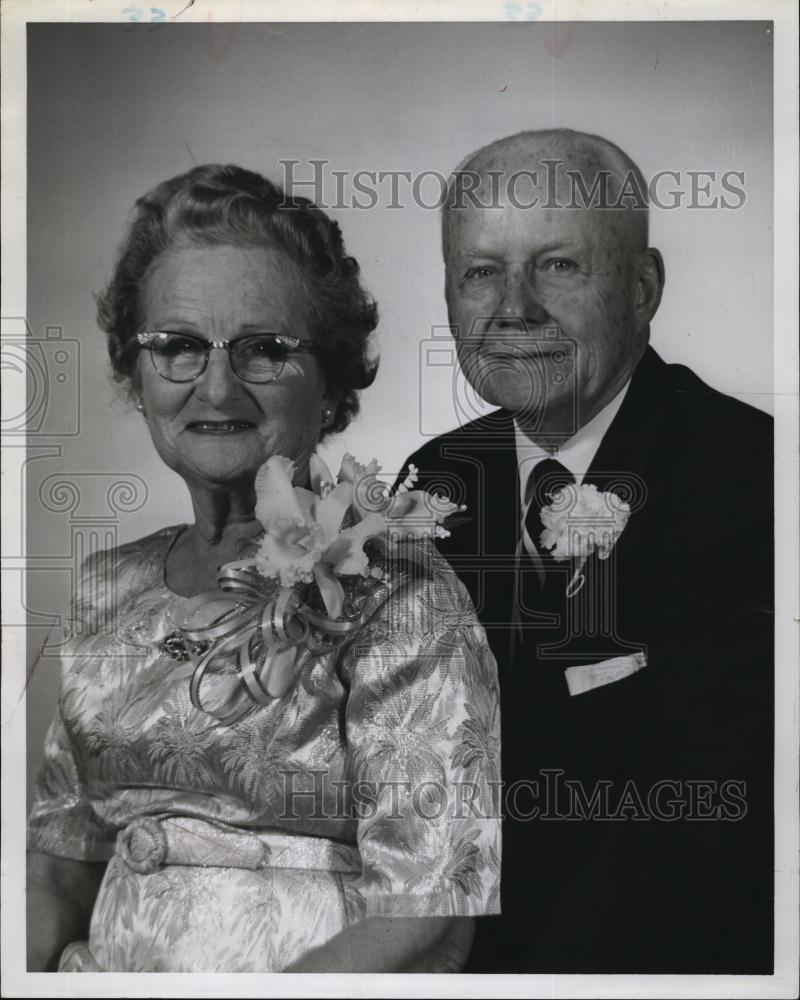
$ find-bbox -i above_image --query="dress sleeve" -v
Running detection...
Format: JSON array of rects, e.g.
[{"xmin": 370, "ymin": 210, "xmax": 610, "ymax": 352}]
[
  {"xmin": 27, "ymin": 554, "xmax": 118, "ymax": 862},
  {"xmin": 26, "ymin": 688, "xmax": 116, "ymax": 862},
  {"xmin": 339, "ymin": 543, "xmax": 501, "ymax": 920}
]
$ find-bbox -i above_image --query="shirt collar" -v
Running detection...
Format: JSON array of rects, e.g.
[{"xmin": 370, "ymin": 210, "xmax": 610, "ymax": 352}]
[{"xmin": 514, "ymin": 380, "xmax": 631, "ymax": 507}]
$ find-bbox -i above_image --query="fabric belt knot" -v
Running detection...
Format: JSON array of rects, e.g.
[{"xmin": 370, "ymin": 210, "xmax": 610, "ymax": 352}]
[
  {"xmin": 117, "ymin": 817, "xmax": 168, "ymax": 874},
  {"xmin": 115, "ymin": 815, "xmax": 362, "ymax": 875}
]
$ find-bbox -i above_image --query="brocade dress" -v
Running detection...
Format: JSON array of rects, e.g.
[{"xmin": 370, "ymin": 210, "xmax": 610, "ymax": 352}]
[{"xmin": 27, "ymin": 526, "xmax": 501, "ymax": 972}]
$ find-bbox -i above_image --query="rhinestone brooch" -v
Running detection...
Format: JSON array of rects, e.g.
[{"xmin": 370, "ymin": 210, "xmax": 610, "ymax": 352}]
[{"xmin": 158, "ymin": 631, "xmax": 209, "ymax": 662}]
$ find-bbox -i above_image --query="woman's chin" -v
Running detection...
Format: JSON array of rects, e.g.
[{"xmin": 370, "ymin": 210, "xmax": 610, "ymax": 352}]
[
  {"xmin": 165, "ymin": 432, "xmax": 315, "ymax": 493},
  {"xmin": 177, "ymin": 448, "xmax": 267, "ymax": 491}
]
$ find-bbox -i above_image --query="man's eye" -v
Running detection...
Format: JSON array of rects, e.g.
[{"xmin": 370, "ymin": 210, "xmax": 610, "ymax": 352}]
[
  {"xmin": 543, "ymin": 258, "xmax": 575, "ymax": 274},
  {"xmin": 464, "ymin": 266, "xmax": 496, "ymax": 281}
]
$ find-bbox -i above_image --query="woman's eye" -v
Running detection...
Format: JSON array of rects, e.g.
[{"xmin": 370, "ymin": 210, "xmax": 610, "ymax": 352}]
[
  {"xmin": 240, "ymin": 337, "xmax": 286, "ymax": 361},
  {"xmin": 159, "ymin": 335, "xmax": 201, "ymax": 356}
]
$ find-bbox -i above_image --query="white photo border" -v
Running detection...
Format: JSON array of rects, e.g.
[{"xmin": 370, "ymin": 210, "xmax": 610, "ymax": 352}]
[{"xmin": 2, "ymin": 1, "xmax": 797, "ymax": 997}]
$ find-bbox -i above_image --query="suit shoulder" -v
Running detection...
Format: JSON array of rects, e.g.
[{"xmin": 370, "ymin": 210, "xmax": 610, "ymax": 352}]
[
  {"xmin": 662, "ymin": 361, "xmax": 772, "ymax": 441},
  {"xmin": 649, "ymin": 362, "xmax": 772, "ymax": 528}
]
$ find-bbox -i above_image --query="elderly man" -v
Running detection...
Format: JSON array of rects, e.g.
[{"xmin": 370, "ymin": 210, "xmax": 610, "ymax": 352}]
[{"xmin": 400, "ymin": 130, "xmax": 773, "ymax": 973}]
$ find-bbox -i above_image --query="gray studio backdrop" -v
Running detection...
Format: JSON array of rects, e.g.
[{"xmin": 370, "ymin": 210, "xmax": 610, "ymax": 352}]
[{"xmin": 25, "ymin": 21, "xmax": 773, "ymax": 801}]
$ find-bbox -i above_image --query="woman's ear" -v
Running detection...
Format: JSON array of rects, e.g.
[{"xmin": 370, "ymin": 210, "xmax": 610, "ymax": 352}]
[
  {"xmin": 635, "ymin": 247, "xmax": 665, "ymax": 326},
  {"xmin": 320, "ymin": 397, "xmax": 337, "ymax": 430}
]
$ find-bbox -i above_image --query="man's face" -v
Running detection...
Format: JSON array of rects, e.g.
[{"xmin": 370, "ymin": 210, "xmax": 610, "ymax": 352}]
[{"xmin": 444, "ymin": 193, "xmax": 649, "ymax": 436}]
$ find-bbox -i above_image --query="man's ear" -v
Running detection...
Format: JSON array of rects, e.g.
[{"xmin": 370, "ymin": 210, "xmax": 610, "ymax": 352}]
[{"xmin": 635, "ymin": 248, "xmax": 665, "ymax": 327}]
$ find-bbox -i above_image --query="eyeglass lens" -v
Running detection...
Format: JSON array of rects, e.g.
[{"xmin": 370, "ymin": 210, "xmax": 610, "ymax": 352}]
[{"xmin": 149, "ymin": 334, "xmax": 290, "ymax": 383}]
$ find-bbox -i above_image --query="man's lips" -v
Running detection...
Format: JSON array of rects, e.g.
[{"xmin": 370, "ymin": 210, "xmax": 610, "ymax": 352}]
[
  {"xmin": 464, "ymin": 328, "xmax": 570, "ymax": 358},
  {"xmin": 477, "ymin": 343, "xmax": 570, "ymax": 361},
  {"xmin": 185, "ymin": 419, "xmax": 256, "ymax": 434}
]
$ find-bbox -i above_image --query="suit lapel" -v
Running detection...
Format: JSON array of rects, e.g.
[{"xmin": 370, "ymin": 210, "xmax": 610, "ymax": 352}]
[
  {"xmin": 518, "ymin": 349, "xmax": 674, "ymax": 676},
  {"xmin": 585, "ymin": 346, "xmax": 672, "ymax": 491},
  {"xmin": 472, "ymin": 410, "xmax": 520, "ymax": 677},
  {"xmin": 579, "ymin": 346, "xmax": 674, "ymax": 654},
  {"xmin": 423, "ymin": 410, "xmax": 520, "ymax": 683}
]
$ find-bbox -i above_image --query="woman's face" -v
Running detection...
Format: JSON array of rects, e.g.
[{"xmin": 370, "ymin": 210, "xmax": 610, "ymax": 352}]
[{"xmin": 137, "ymin": 244, "xmax": 332, "ymax": 492}]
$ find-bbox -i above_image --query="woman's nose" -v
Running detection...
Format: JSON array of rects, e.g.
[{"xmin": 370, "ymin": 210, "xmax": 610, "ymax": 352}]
[
  {"xmin": 195, "ymin": 347, "xmax": 242, "ymax": 407},
  {"xmin": 496, "ymin": 271, "xmax": 548, "ymax": 330}
]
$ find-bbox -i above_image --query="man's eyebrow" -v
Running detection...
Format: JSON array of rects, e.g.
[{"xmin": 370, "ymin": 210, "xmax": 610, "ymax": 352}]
[
  {"xmin": 530, "ymin": 239, "xmax": 583, "ymax": 255},
  {"xmin": 459, "ymin": 249, "xmax": 505, "ymax": 260}
]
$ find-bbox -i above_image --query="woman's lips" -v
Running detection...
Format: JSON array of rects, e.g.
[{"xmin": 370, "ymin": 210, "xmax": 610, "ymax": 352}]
[{"xmin": 186, "ymin": 420, "xmax": 256, "ymax": 434}]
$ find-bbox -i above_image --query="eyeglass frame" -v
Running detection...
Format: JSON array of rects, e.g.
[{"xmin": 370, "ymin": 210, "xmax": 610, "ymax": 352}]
[{"xmin": 136, "ymin": 330, "xmax": 319, "ymax": 384}]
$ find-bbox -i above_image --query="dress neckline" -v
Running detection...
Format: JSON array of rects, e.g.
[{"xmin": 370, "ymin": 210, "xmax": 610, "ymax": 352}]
[
  {"xmin": 158, "ymin": 524, "xmax": 195, "ymax": 600},
  {"xmin": 157, "ymin": 523, "xmax": 262, "ymax": 600}
]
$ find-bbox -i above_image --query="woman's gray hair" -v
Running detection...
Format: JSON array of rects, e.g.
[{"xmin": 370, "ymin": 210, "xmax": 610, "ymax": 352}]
[{"xmin": 97, "ymin": 164, "xmax": 378, "ymax": 440}]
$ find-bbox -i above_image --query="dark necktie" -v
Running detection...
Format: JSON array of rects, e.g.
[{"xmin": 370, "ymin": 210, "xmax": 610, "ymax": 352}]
[
  {"xmin": 515, "ymin": 457, "xmax": 576, "ymax": 633},
  {"xmin": 524, "ymin": 458, "xmax": 575, "ymax": 558},
  {"xmin": 508, "ymin": 458, "xmax": 577, "ymax": 766}
]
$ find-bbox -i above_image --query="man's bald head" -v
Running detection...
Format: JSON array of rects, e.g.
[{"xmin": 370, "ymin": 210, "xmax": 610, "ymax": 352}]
[
  {"xmin": 442, "ymin": 128, "xmax": 650, "ymax": 258},
  {"xmin": 441, "ymin": 128, "xmax": 664, "ymax": 439}
]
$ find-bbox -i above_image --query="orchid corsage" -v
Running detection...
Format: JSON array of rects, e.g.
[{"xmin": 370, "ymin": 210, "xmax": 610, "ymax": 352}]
[
  {"xmin": 172, "ymin": 454, "xmax": 463, "ymax": 723},
  {"xmin": 538, "ymin": 482, "xmax": 631, "ymax": 597}
]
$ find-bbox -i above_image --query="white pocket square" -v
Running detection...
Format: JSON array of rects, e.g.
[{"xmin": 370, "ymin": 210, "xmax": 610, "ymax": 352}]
[{"xmin": 564, "ymin": 651, "xmax": 647, "ymax": 697}]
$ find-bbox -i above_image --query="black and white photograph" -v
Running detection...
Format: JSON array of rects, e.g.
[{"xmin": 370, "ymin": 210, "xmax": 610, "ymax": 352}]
[{"xmin": 2, "ymin": 1, "xmax": 798, "ymax": 995}]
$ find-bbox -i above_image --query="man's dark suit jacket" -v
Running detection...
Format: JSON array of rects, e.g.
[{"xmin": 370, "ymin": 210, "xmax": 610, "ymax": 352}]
[{"xmin": 401, "ymin": 347, "xmax": 773, "ymax": 973}]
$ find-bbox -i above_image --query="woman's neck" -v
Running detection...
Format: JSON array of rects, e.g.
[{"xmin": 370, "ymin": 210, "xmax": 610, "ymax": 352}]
[
  {"xmin": 188, "ymin": 483, "xmax": 257, "ymax": 545},
  {"xmin": 167, "ymin": 464, "xmax": 312, "ymax": 596},
  {"xmin": 165, "ymin": 486, "xmax": 263, "ymax": 597}
]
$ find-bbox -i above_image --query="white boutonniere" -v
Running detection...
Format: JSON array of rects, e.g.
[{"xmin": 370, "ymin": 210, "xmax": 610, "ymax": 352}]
[{"xmin": 539, "ymin": 482, "xmax": 631, "ymax": 596}]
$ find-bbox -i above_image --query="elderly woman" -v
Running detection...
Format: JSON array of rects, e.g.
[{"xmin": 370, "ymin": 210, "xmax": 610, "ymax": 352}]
[{"xmin": 26, "ymin": 165, "xmax": 500, "ymax": 973}]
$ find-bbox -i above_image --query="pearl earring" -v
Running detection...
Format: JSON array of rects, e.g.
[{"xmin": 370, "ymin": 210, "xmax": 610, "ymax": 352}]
[
  {"xmin": 321, "ymin": 407, "xmax": 332, "ymax": 426},
  {"xmin": 137, "ymin": 401, "xmax": 145, "ymax": 414}
]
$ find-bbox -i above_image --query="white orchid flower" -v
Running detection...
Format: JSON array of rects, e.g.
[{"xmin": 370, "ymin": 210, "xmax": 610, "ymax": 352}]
[
  {"xmin": 252, "ymin": 455, "xmax": 386, "ymax": 618},
  {"xmin": 250, "ymin": 454, "xmax": 466, "ymax": 619}
]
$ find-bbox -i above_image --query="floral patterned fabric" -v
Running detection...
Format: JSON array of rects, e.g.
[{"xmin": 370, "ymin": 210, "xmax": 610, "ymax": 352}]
[{"xmin": 27, "ymin": 526, "xmax": 501, "ymax": 972}]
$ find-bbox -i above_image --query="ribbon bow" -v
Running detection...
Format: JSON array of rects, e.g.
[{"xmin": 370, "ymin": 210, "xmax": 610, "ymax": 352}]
[{"xmin": 180, "ymin": 560, "xmax": 383, "ymax": 725}]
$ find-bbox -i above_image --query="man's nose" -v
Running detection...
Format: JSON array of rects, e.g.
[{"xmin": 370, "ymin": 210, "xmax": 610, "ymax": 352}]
[
  {"xmin": 196, "ymin": 347, "xmax": 242, "ymax": 407},
  {"xmin": 495, "ymin": 271, "xmax": 548, "ymax": 330}
]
